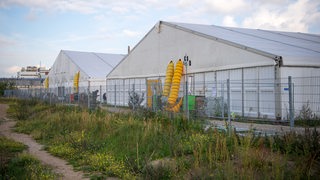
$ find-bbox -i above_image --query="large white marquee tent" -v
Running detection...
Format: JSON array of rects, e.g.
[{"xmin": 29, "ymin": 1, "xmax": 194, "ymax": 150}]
[
  {"xmin": 48, "ymin": 50, "xmax": 124, "ymax": 97},
  {"xmin": 106, "ymin": 21, "xmax": 320, "ymax": 120}
]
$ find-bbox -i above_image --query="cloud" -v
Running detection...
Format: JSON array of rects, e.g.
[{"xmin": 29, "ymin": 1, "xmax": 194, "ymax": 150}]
[
  {"xmin": 204, "ymin": 0, "xmax": 247, "ymax": 14},
  {"xmin": 49, "ymin": 33, "xmax": 111, "ymax": 45},
  {"xmin": 0, "ymin": 0, "xmax": 51, "ymax": 9},
  {"xmin": 5, "ymin": 65, "xmax": 21, "ymax": 74},
  {"xmin": 222, "ymin": 15, "xmax": 238, "ymax": 27},
  {"xmin": 53, "ymin": 0, "xmax": 99, "ymax": 14},
  {"xmin": 242, "ymin": 0, "xmax": 320, "ymax": 32},
  {"xmin": 25, "ymin": 8, "xmax": 39, "ymax": 21},
  {"xmin": 0, "ymin": 0, "xmax": 102, "ymax": 14},
  {"xmin": 122, "ymin": 29, "xmax": 141, "ymax": 37},
  {"xmin": 0, "ymin": 0, "xmax": 170, "ymax": 15},
  {"xmin": 0, "ymin": 35, "xmax": 16, "ymax": 47},
  {"xmin": 178, "ymin": 0, "xmax": 198, "ymax": 8},
  {"xmin": 111, "ymin": 6, "xmax": 129, "ymax": 14}
]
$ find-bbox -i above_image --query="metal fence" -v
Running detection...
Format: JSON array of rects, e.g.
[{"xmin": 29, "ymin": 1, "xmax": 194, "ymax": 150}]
[
  {"xmin": 4, "ymin": 85, "xmax": 106, "ymax": 110},
  {"xmin": 4, "ymin": 76, "xmax": 320, "ymax": 127}
]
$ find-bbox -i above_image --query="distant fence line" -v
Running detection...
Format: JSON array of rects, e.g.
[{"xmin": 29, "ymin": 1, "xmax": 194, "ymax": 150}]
[{"xmin": 4, "ymin": 76, "xmax": 320, "ymax": 127}]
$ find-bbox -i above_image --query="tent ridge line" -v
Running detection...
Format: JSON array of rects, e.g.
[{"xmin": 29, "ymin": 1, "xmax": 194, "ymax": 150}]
[
  {"xmin": 61, "ymin": 50, "xmax": 90, "ymax": 78},
  {"xmin": 215, "ymin": 25, "xmax": 320, "ymax": 54},
  {"xmin": 162, "ymin": 21, "xmax": 280, "ymax": 61},
  {"xmin": 92, "ymin": 52, "xmax": 114, "ymax": 68},
  {"xmin": 258, "ymin": 29, "xmax": 320, "ymax": 44}
]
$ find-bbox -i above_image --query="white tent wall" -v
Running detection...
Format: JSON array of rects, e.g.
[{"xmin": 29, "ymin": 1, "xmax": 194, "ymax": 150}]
[
  {"xmin": 106, "ymin": 22, "xmax": 278, "ymax": 115},
  {"xmin": 106, "ymin": 21, "xmax": 320, "ymax": 120},
  {"xmin": 106, "ymin": 78, "xmax": 147, "ymax": 107},
  {"xmin": 107, "ymin": 65, "xmax": 278, "ymax": 119},
  {"xmin": 107, "ymin": 22, "xmax": 275, "ymax": 79},
  {"xmin": 280, "ymin": 67, "xmax": 320, "ymax": 119},
  {"xmin": 206, "ymin": 66, "xmax": 276, "ymax": 119},
  {"xmin": 48, "ymin": 51, "xmax": 89, "ymax": 90},
  {"xmin": 48, "ymin": 50, "xmax": 122, "ymax": 100},
  {"xmin": 48, "ymin": 52, "xmax": 90, "ymax": 100}
]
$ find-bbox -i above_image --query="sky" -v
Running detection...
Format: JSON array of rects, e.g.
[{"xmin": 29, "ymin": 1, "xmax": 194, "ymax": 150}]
[{"xmin": 0, "ymin": 0, "xmax": 320, "ymax": 77}]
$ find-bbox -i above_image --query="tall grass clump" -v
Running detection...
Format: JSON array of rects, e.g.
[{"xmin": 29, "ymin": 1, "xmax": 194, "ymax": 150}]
[
  {"xmin": 0, "ymin": 136, "xmax": 26, "ymax": 176},
  {"xmin": 7, "ymin": 98, "xmax": 50, "ymax": 120},
  {"xmin": 9, "ymin": 100, "xmax": 320, "ymax": 179},
  {"xmin": 0, "ymin": 136, "xmax": 60, "ymax": 179},
  {"xmin": 272, "ymin": 128, "xmax": 320, "ymax": 178}
]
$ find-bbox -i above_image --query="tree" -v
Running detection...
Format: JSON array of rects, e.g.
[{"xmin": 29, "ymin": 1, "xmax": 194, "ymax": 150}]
[{"xmin": 0, "ymin": 80, "xmax": 16, "ymax": 96}]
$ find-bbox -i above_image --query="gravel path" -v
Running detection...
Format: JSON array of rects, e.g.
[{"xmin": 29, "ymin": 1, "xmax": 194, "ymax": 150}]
[
  {"xmin": 208, "ymin": 119, "xmax": 320, "ymax": 135},
  {"xmin": 0, "ymin": 104, "xmax": 88, "ymax": 180}
]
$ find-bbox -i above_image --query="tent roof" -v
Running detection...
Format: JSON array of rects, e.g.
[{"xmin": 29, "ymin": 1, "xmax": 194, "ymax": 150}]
[
  {"xmin": 164, "ymin": 21, "xmax": 320, "ymax": 67},
  {"xmin": 62, "ymin": 50, "xmax": 124, "ymax": 79}
]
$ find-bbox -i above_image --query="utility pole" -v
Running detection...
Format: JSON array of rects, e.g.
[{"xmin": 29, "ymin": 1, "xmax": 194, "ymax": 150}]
[{"xmin": 184, "ymin": 54, "xmax": 191, "ymax": 120}]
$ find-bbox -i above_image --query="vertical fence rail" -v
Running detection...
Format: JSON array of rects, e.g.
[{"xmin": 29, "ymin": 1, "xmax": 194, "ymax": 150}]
[
  {"xmin": 288, "ymin": 76, "xmax": 294, "ymax": 128},
  {"xmin": 227, "ymin": 79, "xmax": 231, "ymax": 130}
]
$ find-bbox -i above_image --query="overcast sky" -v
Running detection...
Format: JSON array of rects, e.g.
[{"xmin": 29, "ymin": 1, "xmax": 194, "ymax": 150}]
[{"xmin": 1, "ymin": 0, "xmax": 319, "ymax": 77}]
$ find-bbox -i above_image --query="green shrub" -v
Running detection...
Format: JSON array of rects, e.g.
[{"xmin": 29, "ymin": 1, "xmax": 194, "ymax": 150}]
[
  {"xmin": 87, "ymin": 152, "xmax": 131, "ymax": 178},
  {"xmin": 7, "ymin": 153, "xmax": 60, "ymax": 179},
  {"xmin": 0, "ymin": 136, "xmax": 26, "ymax": 153},
  {"xmin": 0, "ymin": 136, "xmax": 59, "ymax": 179},
  {"xmin": 0, "ymin": 136, "xmax": 27, "ymax": 178}
]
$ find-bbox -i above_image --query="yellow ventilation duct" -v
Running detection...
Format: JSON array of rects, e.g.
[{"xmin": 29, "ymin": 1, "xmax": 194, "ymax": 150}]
[
  {"xmin": 168, "ymin": 59, "xmax": 183, "ymax": 106},
  {"xmin": 163, "ymin": 61, "xmax": 174, "ymax": 97}
]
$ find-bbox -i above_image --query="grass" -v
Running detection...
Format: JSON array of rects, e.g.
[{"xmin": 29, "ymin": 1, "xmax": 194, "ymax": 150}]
[
  {"xmin": 0, "ymin": 136, "xmax": 61, "ymax": 179},
  {"xmin": 7, "ymin": 99, "xmax": 320, "ymax": 179}
]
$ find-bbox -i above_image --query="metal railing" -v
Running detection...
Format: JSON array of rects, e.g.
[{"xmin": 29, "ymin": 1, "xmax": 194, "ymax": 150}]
[{"xmin": 4, "ymin": 76, "xmax": 320, "ymax": 127}]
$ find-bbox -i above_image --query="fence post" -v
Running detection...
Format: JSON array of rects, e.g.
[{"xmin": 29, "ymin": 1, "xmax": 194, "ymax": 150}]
[
  {"xmin": 49, "ymin": 88, "xmax": 51, "ymax": 105},
  {"xmin": 241, "ymin": 69, "xmax": 245, "ymax": 118},
  {"xmin": 87, "ymin": 81, "xmax": 90, "ymax": 109},
  {"xmin": 288, "ymin": 76, "xmax": 294, "ymax": 128},
  {"xmin": 227, "ymin": 79, "xmax": 231, "ymax": 130},
  {"xmin": 68, "ymin": 87, "xmax": 71, "ymax": 105},
  {"xmin": 221, "ymin": 82, "xmax": 224, "ymax": 119},
  {"xmin": 257, "ymin": 79, "xmax": 260, "ymax": 118},
  {"xmin": 133, "ymin": 83, "xmax": 135, "ymax": 110},
  {"xmin": 185, "ymin": 79, "xmax": 189, "ymax": 121},
  {"xmin": 114, "ymin": 84, "xmax": 117, "ymax": 108},
  {"xmin": 100, "ymin": 85, "xmax": 102, "ymax": 105},
  {"xmin": 78, "ymin": 87, "xmax": 80, "ymax": 106}
]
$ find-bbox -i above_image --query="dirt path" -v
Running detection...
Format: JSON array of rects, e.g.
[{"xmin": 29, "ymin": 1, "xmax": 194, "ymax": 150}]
[
  {"xmin": 209, "ymin": 119, "xmax": 320, "ymax": 135},
  {"xmin": 0, "ymin": 104, "xmax": 88, "ymax": 180}
]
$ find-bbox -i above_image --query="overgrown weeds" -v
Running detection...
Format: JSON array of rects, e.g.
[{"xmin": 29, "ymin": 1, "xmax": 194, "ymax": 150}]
[
  {"xmin": 295, "ymin": 102, "xmax": 320, "ymax": 127},
  {"xmin": 0, "ymin": 136, "xmax": 60, "ymax": 179},
  {"xmin": 8, "ymin": 100, "xmax": 320, "ymax": 179}
]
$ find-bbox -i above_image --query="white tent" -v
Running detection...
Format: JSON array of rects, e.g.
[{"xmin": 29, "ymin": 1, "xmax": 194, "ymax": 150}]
[
  {"xmin": 48, "ymin": 50, "xmax": 124, "ymax": 96},
  {"xmin": 106, "ymin": 21, "xmax": 320, "ymax": 120}
]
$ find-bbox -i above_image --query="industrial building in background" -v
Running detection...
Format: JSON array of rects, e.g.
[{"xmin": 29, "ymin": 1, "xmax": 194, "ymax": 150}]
[{"xmin": 17, "ymin": 66, "xmax": 50, "ymax": 79}]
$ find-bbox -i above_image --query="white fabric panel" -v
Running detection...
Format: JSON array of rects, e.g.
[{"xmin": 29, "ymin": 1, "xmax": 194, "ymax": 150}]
[
  {"xmin": 172, "ymin": 22, "xmax": 320, "ymax": 67},
  {"xmin": 48, "ymin": 50, "xmax": 123, "ymax": 89},
  {"xmin": 107, "ymin": 23, "xmax": 275, "ymax": 79}
]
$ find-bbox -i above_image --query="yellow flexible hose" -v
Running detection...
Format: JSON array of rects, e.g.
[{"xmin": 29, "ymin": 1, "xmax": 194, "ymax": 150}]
[
  {"xmin": 168, "ymin": 59, "xmax": 183, "ymax": 106},
  {"xmin": 170, "ymin": 97, "xmax": 183, "ymax": 112},
  {"xmin": 163, "ymin": 61, "xmax": 174, "ymax": 97}
]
